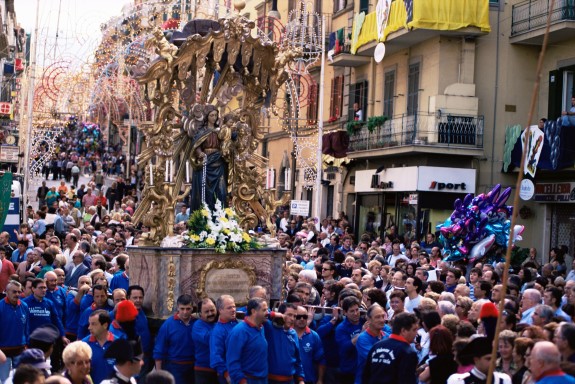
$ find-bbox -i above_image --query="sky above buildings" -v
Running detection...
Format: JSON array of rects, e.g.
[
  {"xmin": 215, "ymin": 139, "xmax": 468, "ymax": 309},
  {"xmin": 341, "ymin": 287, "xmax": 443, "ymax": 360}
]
[{"xmin": 15, "ymin": 0, "xmax": 131, "ymax": 69}]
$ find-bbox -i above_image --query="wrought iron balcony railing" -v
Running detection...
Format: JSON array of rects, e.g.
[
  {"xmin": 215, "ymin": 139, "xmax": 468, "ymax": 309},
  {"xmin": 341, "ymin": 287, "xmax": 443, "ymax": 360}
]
[
  {"xmin": 347, "ymin": 113, "xmax": 484, "ymax": 153},
  {"xmin": 511, "ymin": 0, "xmax": 575, "ymax": 36}
]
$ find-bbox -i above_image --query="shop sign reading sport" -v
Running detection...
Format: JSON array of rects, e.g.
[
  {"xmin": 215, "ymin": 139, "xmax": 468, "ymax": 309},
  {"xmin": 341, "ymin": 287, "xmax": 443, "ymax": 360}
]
[{"xmin": 428, "ymin": 181, "xmax": 467, "ymax": 191}]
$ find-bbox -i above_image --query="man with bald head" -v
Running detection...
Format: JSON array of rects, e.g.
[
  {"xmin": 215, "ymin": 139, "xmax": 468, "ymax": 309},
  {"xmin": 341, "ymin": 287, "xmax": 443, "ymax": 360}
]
[
  {"xmin": 519, "ymin": 288, "xmax": 541, "ymax": 325},
  {"xmin": 529, "ymin": 341, "xmax": 575, "ymax": 383},
  {"xmin": 45, "ymin": 271, "xmax": 66, "ymax": 320}
]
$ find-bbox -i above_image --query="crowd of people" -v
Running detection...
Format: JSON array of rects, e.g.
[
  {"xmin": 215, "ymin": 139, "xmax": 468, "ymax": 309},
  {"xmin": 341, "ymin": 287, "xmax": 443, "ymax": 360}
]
[
  {"xmin": 0, "ymin": 120, "xmax": 574, "ymax": 384},
  {"xmin": 2, "ymin": 192, "xmax": 575, "ymax": 384}
]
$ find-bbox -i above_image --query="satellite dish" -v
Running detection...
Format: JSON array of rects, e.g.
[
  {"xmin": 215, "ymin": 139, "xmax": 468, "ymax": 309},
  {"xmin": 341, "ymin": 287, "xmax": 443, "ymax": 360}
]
[{"xmin": 374, "ymin": 42, "xmax": 386, "ymax": 63}]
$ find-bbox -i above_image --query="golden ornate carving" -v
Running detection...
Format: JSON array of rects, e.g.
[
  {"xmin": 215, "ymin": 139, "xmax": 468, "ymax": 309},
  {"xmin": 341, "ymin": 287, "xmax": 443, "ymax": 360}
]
[
  {"xmin": 196, "ymin": 258, "xmax": 257, "ymax": 306},
  {"xmin": 166, "ymin": 255, "xmax": 176, "ymax": 312},
  {"xmin": 132, "ymin": 11, "xmax": 297, "ymax": 244}
]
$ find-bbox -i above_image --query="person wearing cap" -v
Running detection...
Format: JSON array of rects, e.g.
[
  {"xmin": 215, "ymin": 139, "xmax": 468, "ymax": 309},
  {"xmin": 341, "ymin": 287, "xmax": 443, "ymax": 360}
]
[
  {"xmin": 447, "ymin": 337, "xmax": 512, "ymax": 384},
  {"xmin": 23, "ymin": 279, "xmax": 67, "ymax": 346},
  {"xmin": 101, "ymin": 338, "xmax": 144, "ymax": 384},
  {"xmin": 28, "ymin": 324, "xmax": 60, "ymax": 374},
  {"xmin": 153, "ymin": 294, "xmax": 195, "ymax": 384},
  {"xmin": 11, "ymin": 349, "xmax": 51, "ymax": 380},
  {"xmin": 0, "ymin": 281, "xmax": 29, "ymax": 383},
  {"xmin": 362, "ymin": 312, "xmax": 419, "ymax": 384},
  {"xmin": 109, "ymin": 300, "xmax": 139, "ymax": 340},
  {"xmin": 83, "ymin": 310, "xmax": 117, "ymax": 384},
  {"xmin": 77, "ymin": 284, "xmax": 113, "ymax": 340}
]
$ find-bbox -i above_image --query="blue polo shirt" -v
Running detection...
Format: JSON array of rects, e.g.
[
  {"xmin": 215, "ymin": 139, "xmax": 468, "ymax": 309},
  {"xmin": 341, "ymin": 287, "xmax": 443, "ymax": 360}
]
[
  {"xmin": 0, "ymin": 298, "xmax": 29, "ymax": 353},
  {"xmin": 226, "ymin": 318, "xmax": 268, "ymax": 383},
  {"xmin": 209, "ymin": 319, "xmax": 238, "ymax": 378},
  {"xmin": 82, "ymin": 332, "xmax": 117, "ymax": 384},
  {"xmin": 297, "ymin": 327, "xmax": 325, "ymax": 383},
  {"xmin": 192, "ymin": 319, "xmax": 215, "ymax": 370},
  {"xmin": 45, "ymin": 286, "xmax": 67, "ymax": 320},
  {"xmin": 23, "ymin": 295, "xmax": 65, "ymax": 337},
  {"xmin": 153, "ymin": 314, "xmax": 195, "ymax": 363}
]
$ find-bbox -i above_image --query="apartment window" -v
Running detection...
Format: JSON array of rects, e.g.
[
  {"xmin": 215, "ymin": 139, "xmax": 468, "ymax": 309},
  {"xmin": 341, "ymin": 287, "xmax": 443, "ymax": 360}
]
[
  {"xmin": 329, "ymin": 75, "xmax": 344, "ymax": 120},
  {"xmin": 307, "ymin": 82, "xmax": 319, "ymax": 124},
  {"xmin": 326, "ymin": 185, "xmax": 334, "ymax": 218},
  {"xmin": 383, "ymin": 70, "xmax": 395, "ymax": 118},
  {"xmin": 333, "ymin": 0, "xmax": 349, "ymax": 13},
  {"xmin": 349, "ymin": 80, "xmax": 368, "ymax": 121},
  {"xmin": 407, "ymin": 62, "xmax": 420, "ymax": 116}
]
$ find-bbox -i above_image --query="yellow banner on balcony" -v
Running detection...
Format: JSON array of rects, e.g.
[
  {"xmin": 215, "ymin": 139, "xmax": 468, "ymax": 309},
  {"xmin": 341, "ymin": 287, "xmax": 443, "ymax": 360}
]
[
  {"xmin": 353, "ymin": 0, "xmax": 490, "ymax": 53},
  {"xmin": 384, "ymin": 0, "xmax": 408, "ymax": 40},
  {"xmin": 352, "ymin": 12, "xmax": 375, "ymax": 54},
  {"xmin": 410, "ymin": 0, "xmax": 491, "ymax": 32}
]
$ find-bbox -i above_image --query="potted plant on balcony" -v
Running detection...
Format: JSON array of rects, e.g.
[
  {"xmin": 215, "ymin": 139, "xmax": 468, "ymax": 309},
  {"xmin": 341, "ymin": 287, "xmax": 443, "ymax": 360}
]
[
  {"xmin": 366, "ymin": 115, "xmax": 388, "ymax": 133},
  {"xmin": 346, "ymin": 120, "xmax": 363, "ymax": 135}
]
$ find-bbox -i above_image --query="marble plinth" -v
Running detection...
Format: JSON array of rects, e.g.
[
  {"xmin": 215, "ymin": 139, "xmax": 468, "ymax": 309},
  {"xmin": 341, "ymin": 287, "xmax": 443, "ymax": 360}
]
[{"xmin": 128, "ymin": 247, "xmax": 286, "ymax": 319}]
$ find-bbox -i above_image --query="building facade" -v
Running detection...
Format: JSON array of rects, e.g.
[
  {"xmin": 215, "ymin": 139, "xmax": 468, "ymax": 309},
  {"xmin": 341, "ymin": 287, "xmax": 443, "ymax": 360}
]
[{"xmin": 251, "ymin": 0, "xmax": 575, "ymax": 264}]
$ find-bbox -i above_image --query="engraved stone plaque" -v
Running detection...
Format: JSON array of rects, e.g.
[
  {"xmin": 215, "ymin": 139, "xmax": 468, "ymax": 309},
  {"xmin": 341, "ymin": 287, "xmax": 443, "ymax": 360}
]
[{"xmin": 204, "ymin": 268, "xmax": 251, "ymax": 305}]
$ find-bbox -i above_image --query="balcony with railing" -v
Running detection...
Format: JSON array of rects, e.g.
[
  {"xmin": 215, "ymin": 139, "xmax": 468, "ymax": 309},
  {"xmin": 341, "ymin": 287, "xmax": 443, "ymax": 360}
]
[
  {"xmin": 510, "ymin": 0, "xmax": 575, "ymax": 44},
  {"xmin": 352, "ymin": 0, "xmax": 490, "ymax": 58},
  {"xmin": 347, "ymin": 113, "xmax": 484, "ymax": 158},
  {"xmin": 328, "ymin": 27, "xmax": 371, "ymax": 67}
]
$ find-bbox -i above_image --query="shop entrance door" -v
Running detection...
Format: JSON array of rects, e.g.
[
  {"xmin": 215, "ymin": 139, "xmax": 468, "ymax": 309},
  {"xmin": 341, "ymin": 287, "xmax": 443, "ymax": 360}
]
[{"xmin": 550, "ymin": 204, "xmax": 575, "ymax": 265}]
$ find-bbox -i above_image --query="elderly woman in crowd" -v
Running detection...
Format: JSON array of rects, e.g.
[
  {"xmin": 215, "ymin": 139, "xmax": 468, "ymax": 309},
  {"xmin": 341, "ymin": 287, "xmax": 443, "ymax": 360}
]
[{"xmin": 62, "ymin": 341, "xmax": 93, "ymax": 384}]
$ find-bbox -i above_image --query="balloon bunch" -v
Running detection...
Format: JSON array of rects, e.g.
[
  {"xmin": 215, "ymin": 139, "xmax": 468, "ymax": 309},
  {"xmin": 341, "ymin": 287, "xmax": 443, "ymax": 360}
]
[{"xmin": 437, "ymin": 184, "xmax": 525, "ymax": 263}]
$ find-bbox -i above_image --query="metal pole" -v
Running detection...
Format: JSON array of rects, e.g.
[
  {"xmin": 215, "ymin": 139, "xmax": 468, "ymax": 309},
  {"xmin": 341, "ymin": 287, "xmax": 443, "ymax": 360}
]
[
  {"xmin": 22, "ymin": 0, "xmax": 41, "ymax": 208},
  {"xmin": 313, "ymin": 16, "xmax": 325, "ymax": 219}
]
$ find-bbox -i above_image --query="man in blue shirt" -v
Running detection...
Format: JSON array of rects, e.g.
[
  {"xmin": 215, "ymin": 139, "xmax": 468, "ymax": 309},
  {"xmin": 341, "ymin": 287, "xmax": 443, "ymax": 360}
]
[
  {"xmin": 335, "ymin": 296, "xmax": 365, "ymax": 384},
  {"xmin": 175, "ymin": 204, "xmax": 190, "ymax": 224},
  {"xmin": 226, "ymin": 297, "xmax": 268, "ymax": 384},
  {"xmin": 362, "ymin": 312, "xmax": 419, "ymax": 384},
  {"xmin": 77, "ymin": 284, "xmax": 113, "ymax": 339},
  {"xmin": 65, "ymin": 275, "xmax": 91, "ymax": 341},
  {"xmin": 110, "ymin": 258, "xmax": 130, "ymax": 291},
  {"xmin": 127, "ymin": 285, "xmax": 153, "ymax": 379},
  {"xmin": 10, "ymin": 241, "xmax": 30, "ymax": 266},
  {"xmin": 83, "ymin": 309, "xmax": 117, "ymax": 384},
  {"xmin": 293, "ymin": 305, "xmax": 325, "ymax": 384},
  {"xmin": 210, "ymin": 295, "xmax": 238, "ymax": 384},
  {"xmin": 0, "ymin": 281, "xmax": 29, "ymax": 382},
  {"xmin": 192, "ymin": 298, "xmax": 217, "ymax": 383},
  {"xmin": 154, "ymin": 294, "xmax": 195, "ymax": 384},
  {"xmin": 23, "ymin": 278, "xmax": 67, "ymax": 348},
  {"xmin": 45, "ymin": 271, "xmax": 66, "ymax": 319},
  {"xmin": 264, "ymin": 303, "xmax": 305, "ymax": 384}
]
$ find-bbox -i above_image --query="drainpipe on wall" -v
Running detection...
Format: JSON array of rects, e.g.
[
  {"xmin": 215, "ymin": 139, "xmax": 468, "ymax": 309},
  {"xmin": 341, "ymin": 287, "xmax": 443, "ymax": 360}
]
[{"xmin": 489, "ymin": 3, "xmax": 501, "ymax": 188}]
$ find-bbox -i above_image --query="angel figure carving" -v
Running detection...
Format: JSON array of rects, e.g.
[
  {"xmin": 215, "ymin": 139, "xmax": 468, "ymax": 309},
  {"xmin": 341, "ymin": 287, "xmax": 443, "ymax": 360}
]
[{"xmin": 146, "ymin": 27, "xmax": 178, "ymax": 64}]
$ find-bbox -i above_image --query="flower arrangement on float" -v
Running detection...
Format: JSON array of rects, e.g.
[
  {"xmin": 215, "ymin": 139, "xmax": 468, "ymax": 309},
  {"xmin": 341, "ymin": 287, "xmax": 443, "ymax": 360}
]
[{"xmin": 184, "ymin": 199, "xmax": 260, "ymax": 253}]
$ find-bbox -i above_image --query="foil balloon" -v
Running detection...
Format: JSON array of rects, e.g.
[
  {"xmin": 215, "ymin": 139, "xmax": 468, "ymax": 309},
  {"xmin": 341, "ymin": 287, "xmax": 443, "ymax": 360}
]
[
  {"xmin": 469, "ymin": 234, "xmax": 495, "ymax": 264},
  {"xmin": 437, "ymin": 184, "xmax": 524, "ymax": 263}
]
